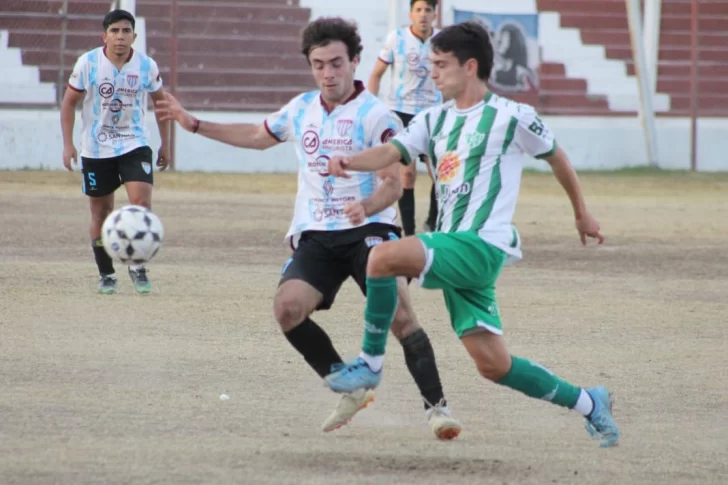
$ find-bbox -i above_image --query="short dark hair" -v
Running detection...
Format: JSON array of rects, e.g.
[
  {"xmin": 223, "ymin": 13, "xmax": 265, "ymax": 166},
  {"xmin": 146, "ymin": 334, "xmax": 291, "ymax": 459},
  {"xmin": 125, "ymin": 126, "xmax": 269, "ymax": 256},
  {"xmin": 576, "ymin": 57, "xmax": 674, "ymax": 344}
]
[
  {"xmin": 410, "ymin": 0, "xmax": 438, "ymax": 9},
  {"xmin": 431, "ymin": 21, "xmax": 493, "ymax": 81},
  {"xmin": 300, "ymin": 17, "xmax": 363, "ymax": 62},
  {"xmin": 103, "ymin": 9, "xmax": 135, "ymax": 31}
]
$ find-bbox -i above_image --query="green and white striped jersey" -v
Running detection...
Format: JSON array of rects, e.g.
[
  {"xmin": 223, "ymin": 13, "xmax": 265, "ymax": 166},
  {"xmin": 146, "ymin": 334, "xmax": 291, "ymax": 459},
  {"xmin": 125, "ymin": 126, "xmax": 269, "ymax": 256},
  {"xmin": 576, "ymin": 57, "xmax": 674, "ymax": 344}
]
[{"xmin": 390, "ymin": 92, "xmax": 556, "ymax": 261}]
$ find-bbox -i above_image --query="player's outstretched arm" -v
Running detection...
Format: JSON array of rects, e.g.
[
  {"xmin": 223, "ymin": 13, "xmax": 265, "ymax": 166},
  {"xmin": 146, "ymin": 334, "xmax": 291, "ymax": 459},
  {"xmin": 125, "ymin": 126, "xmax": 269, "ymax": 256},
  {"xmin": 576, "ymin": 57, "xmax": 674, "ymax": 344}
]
[
  {"xmin": 544, "ymin": 147, "xmax": 605, "ymax": 246},
  {"xmin": 60, "ymin": 86, "xmax": 84, "ymax": 171},
  {"xmin": 328, "ymin": 143, "xmax": 402, "ymax": 178},
  {"xmin": 155, "ymin": 92, "xmax": 278, "ymax": 151}
]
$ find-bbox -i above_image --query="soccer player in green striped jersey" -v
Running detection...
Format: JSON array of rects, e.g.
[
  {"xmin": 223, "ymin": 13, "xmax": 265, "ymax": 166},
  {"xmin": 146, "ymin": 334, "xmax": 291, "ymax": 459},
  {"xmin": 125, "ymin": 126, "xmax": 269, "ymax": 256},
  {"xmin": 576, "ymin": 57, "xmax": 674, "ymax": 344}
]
[{"xmin": 323, "ymin": 21, "xmax": 619, "ymax": 447}]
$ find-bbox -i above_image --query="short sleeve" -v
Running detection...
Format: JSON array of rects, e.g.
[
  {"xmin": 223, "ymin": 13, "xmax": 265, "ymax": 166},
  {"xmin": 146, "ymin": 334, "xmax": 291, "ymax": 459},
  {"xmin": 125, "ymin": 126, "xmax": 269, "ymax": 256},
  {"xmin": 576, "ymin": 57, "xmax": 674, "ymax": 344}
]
[
  {"xmin": 368, "ymin": 110, "xmax": 403, "ymax": 149},
  {"xmin": 68, "ymin": 56, "xmax": 87, "ymax": 92},
  {"xmin": 389, "ymin": 110, "xmax": 431, "ymax": 166},
  {"xmin": 144, "ymin": 59, "xmax": 163, "ymax": 93},
  {"xmin": 264, "ymin": 97, "xmax": 298, "ymax": 143},
  {"xmin": 515, "ymin": 106, "xmax": 557, "ymax": 159},
  {"xmin": 378, "ymin": 30, "xmax": 396, "ymax": 65}
]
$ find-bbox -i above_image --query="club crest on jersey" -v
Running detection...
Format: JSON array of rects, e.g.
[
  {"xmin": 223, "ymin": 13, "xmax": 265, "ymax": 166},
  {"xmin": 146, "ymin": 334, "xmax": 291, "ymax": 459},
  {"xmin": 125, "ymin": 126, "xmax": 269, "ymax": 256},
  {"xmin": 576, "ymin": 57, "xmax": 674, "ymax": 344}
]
[
  {"xmin": 365, "ymin": 237, "xmax": 383, "ymax": 247},
  {"xmin": 126, "ymin": 74, "xmax": 138, "ymax": 87},
  {"xmin": 437, "ymin": 152, "xmax": 460, "ymax": 183},
  {"xmin": 466, "ymin": 132, "xmax": 485, "ymax": 149},
  {"xmin": 336, "ymin": 119, "xmax": 354, "ymax": 137}
]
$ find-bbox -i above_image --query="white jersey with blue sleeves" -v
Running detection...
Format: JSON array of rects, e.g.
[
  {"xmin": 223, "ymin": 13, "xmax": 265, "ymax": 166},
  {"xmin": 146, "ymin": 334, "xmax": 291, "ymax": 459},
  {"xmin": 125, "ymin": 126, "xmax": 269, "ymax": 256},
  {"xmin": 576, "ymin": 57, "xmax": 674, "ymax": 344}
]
[
  {"xmin": 379, "ymin": 27, "xmax": 442, "ymax": 115},
  {"xmin": 264, "ymin": 81, "xmax": 403, "ymax": 246},
  {"xmin": 68, "ymin": 47, "xmax": 163, "ymax": 159}
]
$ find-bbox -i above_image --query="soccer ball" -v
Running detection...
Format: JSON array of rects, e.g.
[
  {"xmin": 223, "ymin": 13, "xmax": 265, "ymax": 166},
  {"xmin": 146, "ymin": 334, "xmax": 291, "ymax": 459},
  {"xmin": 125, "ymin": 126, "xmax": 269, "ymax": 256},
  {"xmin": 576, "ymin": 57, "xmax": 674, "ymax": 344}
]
[{"xmin": 101, "ymin": 205, "xmax": 164, "ymax": 264}]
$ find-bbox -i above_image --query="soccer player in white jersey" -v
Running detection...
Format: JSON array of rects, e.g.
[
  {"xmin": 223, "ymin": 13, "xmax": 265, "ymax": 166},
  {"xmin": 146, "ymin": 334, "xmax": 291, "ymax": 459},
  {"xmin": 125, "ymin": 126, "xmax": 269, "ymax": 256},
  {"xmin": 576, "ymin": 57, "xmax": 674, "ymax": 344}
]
[
  {"xmin": 60, "ymin": 9, "xmax": 170, "ymax": 294},
  {"xmin": 324, "ymin": 21, "xmax": 621, "ymax": 448},
  {"xmin": 155, "ymin": 17, "xmax": 461, "ymax": 440},
  {"xmin": 368, "ymin": 0, "xmax": 441, "ymax": 237}
]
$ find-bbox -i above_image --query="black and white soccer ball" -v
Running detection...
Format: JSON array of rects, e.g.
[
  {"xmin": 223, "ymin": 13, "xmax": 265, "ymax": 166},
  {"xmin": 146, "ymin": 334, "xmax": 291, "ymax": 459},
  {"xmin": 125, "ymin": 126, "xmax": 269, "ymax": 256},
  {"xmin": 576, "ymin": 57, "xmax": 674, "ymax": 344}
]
[{"xmin": 101, "ymin": 205, "xmax": 164, "ymax": 264}]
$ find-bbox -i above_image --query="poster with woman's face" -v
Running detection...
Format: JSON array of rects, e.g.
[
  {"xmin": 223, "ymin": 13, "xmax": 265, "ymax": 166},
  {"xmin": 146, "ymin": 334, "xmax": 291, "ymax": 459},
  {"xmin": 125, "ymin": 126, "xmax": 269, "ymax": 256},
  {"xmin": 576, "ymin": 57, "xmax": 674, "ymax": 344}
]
[{"xmin": 454, "ymin": 10, "xmax": 540, "ymax": 92}]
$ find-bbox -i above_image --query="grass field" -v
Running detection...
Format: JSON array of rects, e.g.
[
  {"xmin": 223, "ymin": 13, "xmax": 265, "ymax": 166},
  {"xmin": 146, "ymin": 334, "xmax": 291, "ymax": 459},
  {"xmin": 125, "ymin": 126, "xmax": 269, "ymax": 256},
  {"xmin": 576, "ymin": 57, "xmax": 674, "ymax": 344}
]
[{"xmin": 1, "ymin": 170, "xmax": 727, "ymax": 485}]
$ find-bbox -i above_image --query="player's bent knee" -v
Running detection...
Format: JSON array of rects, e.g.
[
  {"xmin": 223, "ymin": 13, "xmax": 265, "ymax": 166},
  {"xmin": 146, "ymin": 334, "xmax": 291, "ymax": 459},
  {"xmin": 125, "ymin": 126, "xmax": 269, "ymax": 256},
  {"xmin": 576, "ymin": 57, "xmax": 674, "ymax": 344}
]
[
  {"xmin": 273, "ymin": 293, "xmax": 309, "ymax": 331},
  {"xmin": 402, "ymin": 174, "xmax": 416, "ymax": 189},
  {"xmin": 474, "ymin": 353, "xmax": 510, "ymax": 382},
  {"xmin": 366, "ymin": 244, "xmax": 394, "ymax": 277}
]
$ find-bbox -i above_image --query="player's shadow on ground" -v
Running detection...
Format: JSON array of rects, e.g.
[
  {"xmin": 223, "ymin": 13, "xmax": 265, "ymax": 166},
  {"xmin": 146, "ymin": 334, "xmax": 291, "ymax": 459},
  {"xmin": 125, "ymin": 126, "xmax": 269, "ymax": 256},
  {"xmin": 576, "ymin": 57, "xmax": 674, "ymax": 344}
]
[{"xmin": 274, "ymin": 450, "xmax": 537, "ymax": 479}]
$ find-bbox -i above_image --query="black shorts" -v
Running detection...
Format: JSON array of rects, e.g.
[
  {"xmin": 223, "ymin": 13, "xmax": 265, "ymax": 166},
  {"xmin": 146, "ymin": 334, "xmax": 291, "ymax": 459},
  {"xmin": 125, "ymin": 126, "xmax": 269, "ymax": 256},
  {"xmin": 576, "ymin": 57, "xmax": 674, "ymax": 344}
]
[
  {"xmin": 393, "ymin": 111, "xmax": 426, "ymax": 164},
  {"xmin": 81, "ymin": 146, "xmax": 154, "ymax": 197},
  {"xmin": 279, "ymin": 223, "xmax": 402, "ymax": 310}
]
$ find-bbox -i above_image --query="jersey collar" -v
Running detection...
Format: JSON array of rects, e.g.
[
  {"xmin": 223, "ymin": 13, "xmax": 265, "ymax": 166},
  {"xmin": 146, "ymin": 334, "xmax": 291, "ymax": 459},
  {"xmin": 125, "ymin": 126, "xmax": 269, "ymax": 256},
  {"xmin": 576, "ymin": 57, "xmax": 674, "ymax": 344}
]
[
  {"xmin": 102, "ymin": 46, "xmax": 134, "ymax": 65},
  {"xmin": 320, "ymin": 80, "xmax": 365, "ymax": 114},
  {"xmin": 408, "ymin": 25, "xmax": 433, "ymax": 43}
]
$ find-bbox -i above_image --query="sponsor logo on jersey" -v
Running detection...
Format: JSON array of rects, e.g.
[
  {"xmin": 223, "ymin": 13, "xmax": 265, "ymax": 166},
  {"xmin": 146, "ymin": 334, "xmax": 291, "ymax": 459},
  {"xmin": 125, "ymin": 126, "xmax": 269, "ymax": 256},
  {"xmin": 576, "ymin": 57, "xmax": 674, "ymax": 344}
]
[
  {"xmin": 437, "ymin": 152, "xmax": 460, "ymax": 183},
  {"xmin": 323, "ymin": 179, "xmax": 334, "ymax": 197},
  {"xmin": 99, "ymin": 83, "xmax": 114, "ymax": 98},
  {"xmin": 302, "ymin": 130, "xmax": 320, "ymax": 154},
  {"xmin": 308, "ymin": 155, "xmax": 330, "ymax": 177}
]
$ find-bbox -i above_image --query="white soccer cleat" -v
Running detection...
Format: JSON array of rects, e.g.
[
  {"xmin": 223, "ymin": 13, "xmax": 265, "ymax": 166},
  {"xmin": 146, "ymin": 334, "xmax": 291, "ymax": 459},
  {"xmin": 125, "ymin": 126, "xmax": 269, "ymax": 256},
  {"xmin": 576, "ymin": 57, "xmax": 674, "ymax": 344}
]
[
  {"xmin": 321, "ymin": 389, "xmax": 375, "ymax": 432},
  {"xmin": 426, "ymin": 399, "xmax": 462, "ymax": 440}
]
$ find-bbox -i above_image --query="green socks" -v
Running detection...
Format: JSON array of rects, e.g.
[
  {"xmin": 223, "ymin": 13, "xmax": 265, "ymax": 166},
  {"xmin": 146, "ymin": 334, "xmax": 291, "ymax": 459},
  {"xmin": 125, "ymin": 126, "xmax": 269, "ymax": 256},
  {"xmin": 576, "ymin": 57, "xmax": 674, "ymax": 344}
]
[
  {"xmin": 497, "ymin": 356, "xmax": 581, "ymax": 409},
  {"xmin": 361, "ymin": 276, "xmax": 398, "ymax": 357}
]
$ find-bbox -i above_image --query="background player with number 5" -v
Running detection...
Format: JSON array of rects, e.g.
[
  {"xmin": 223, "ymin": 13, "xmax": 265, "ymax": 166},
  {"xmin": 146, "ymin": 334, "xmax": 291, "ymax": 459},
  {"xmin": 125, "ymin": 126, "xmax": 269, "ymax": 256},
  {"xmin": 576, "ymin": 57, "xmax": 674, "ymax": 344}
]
[{"xmin": 60, "ymin": 9, "xmax": 170, "ymax": 294}]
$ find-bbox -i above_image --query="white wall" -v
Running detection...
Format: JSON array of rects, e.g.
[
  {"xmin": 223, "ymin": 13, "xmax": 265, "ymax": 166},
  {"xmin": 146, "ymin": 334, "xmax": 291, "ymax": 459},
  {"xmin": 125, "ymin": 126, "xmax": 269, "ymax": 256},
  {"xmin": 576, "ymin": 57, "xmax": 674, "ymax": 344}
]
[{"xmin": 1, "ymin": 108, "xmax": 725, "ymax": 172}]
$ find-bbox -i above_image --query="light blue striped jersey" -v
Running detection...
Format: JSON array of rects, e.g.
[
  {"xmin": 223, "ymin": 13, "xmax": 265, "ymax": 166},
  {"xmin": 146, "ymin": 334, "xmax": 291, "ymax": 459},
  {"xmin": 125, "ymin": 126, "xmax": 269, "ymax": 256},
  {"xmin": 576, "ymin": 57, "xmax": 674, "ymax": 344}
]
[
  {"xmin": 68, "ymin": 47, "xmax": 162, "ymax": 159},
  {"xmin": 379, "ymin": 27, "xmax": 442, "ymax": 115},
  {"xmin": 265, "ymin": 81, "xmax": 403, "ymax": 247}
]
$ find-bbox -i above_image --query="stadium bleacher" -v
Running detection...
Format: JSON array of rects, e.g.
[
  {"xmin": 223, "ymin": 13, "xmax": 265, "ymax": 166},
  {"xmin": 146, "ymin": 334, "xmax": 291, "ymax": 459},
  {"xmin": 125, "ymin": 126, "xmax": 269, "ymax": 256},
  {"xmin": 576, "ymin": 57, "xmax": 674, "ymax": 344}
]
[{"xmin": 0, "ymin": 0, "xmax": 726, "ymax": 115}]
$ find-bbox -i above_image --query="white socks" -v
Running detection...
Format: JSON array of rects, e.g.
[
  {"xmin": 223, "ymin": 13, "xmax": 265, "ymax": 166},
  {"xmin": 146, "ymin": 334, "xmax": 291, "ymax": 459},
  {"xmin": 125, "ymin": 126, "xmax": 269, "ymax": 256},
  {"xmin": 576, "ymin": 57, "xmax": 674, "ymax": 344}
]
[
  {"xmin": 359, "ymin": 352, "xmax": 384, "ymax": 373},
  {"xmin": 573, "ymin": 389, "xmax": 595, "ymax": 417}
]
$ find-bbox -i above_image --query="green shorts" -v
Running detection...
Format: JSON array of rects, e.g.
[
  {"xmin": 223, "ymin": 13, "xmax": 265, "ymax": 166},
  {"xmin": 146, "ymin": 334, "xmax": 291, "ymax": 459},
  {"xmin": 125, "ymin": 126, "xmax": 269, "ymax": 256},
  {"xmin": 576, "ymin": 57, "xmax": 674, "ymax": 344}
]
[{"xmin": 416, "ymin": 231, "xmax": 506, "ymax": 337}]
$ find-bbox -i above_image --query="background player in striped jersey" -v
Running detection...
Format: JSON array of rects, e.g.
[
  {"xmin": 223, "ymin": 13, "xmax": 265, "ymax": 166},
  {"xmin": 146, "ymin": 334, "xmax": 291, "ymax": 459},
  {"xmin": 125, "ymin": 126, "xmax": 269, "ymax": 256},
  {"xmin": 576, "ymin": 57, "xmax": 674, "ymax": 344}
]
[
  {"xmin": 325, "ymin": 21, "xmax": 620, "ymax": 448},
  {"xmin": 60, "ymin": 9, "xmax": 170, "ymax": 294},
  {"xmin": 156, "ymin": 17, "xmax": 461, "ymax": 440},
  {"xmin": 368, "ymin": 0, "xmax": 441, "ymax": 236}
]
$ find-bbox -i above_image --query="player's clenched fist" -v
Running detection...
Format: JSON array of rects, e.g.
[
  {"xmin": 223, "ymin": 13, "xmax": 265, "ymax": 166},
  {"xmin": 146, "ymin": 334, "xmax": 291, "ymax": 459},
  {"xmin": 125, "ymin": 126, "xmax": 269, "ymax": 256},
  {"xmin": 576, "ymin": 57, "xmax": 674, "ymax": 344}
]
[
  {"xmin": 328, "ymin": 156, "xmax": 352, "ymax": 179},
  {"xmin": 344, "ymin": 201, "xmax": 366, "ymax": 225}
]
